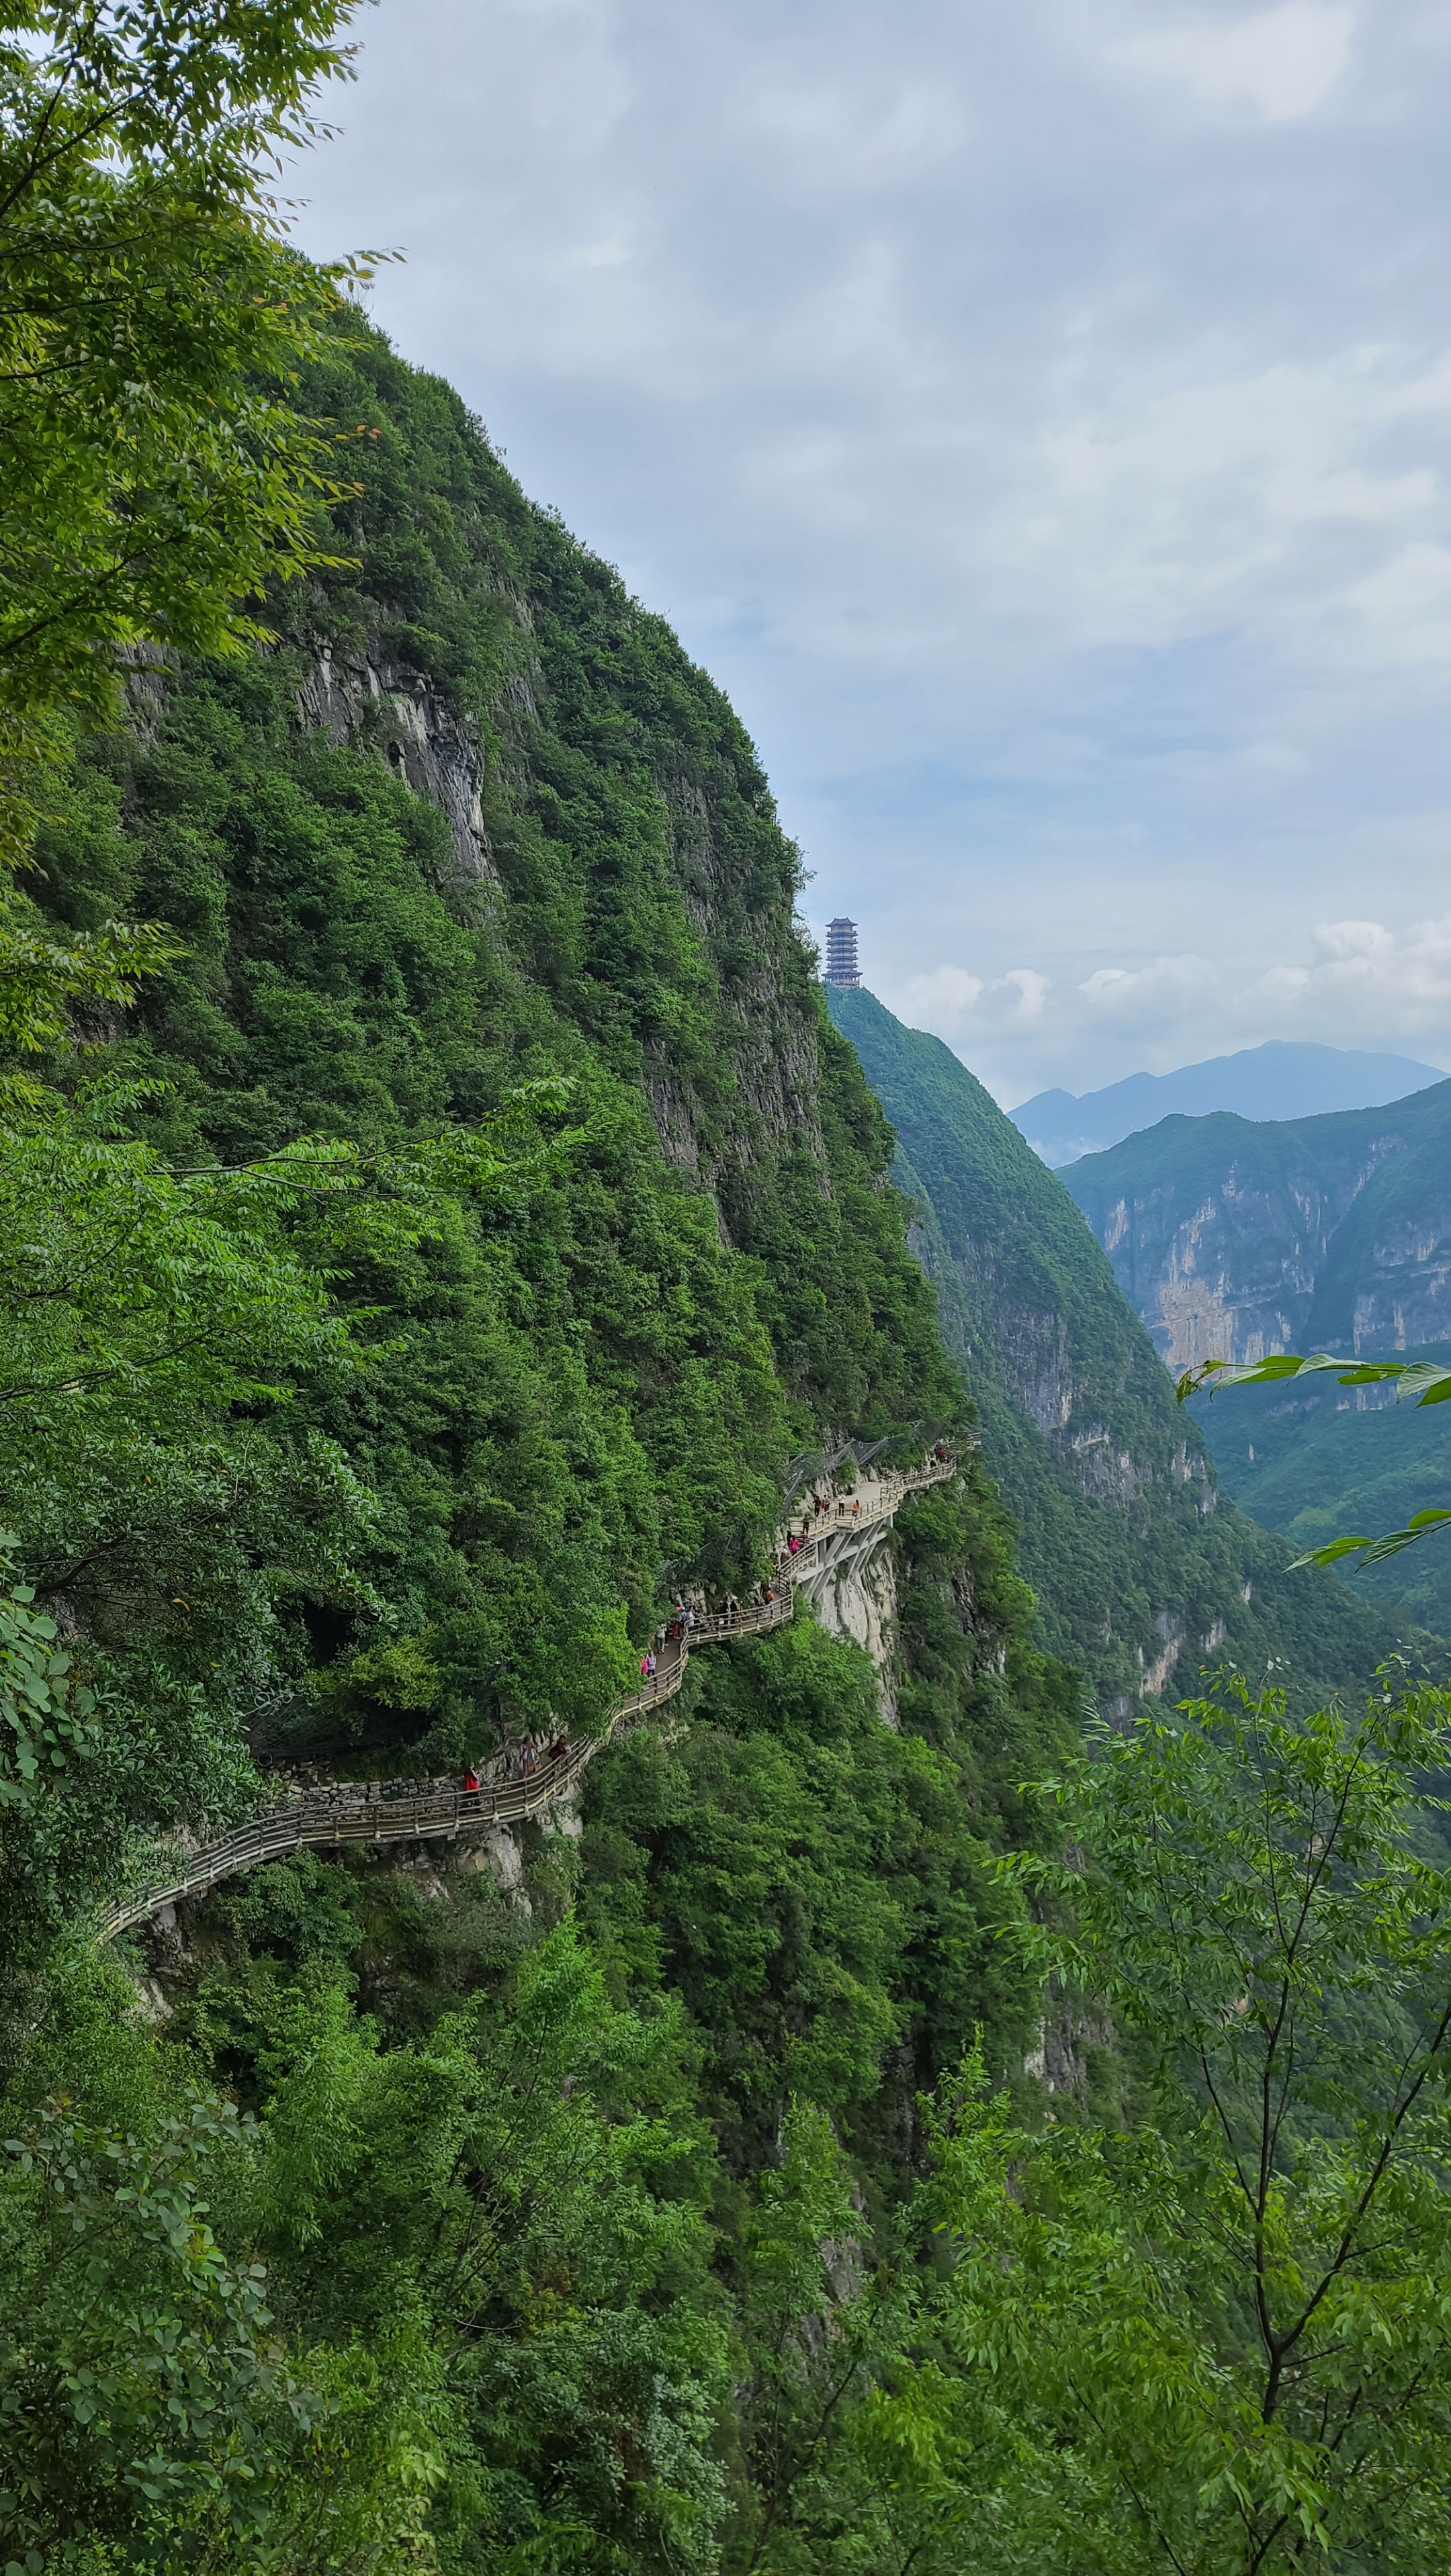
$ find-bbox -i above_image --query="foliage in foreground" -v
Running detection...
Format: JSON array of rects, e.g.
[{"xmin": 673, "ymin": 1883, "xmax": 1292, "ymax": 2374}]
[
  {"xmin": 12, "ymin": 1669, "xmax": 1451, "ymax": 2571},
  {"xmin": 0, "ymin": 0, "xmax": 367, "ymax": 759},
  {"xmin": 1182, "ymin": 1349, "xmax": 1451, "ymax": 1574},
  {"xmin": 889, "ymin": 1674, "xmax": 1451, "ymax": 2573}
]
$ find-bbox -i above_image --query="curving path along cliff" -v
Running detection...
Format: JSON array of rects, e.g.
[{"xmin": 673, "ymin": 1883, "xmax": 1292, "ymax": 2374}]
[{"xmin": 101, "ymin": 1456, "xmax": 955, "ymax": 1938}]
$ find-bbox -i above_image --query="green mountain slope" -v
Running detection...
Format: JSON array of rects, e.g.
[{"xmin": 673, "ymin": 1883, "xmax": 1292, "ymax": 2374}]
[
  {"xmin": 9, "ymin": 289, "xmax": 1444, "ymax": 2571},
  {"xmin": 34, "ymin": 305, "xmax": 975, "ymax": 1782},
  {"xmin": 5, "ymin": 302, "xmax": 1099, "ymax": 2559},
  {"xmin": 826, "ymin": 987, "xmax": 1419, "ymax": 1708},
  {"xmin": 1060, "ymin": 1085, "xmax": 1451, "ymax": 1623},
  {"xmin": 19, "ymin": 302, "xmax": 1079, "ymax": 2119}
]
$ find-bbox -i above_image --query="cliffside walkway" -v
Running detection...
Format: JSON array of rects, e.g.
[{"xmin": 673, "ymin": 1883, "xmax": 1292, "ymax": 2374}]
[{"xmin": 100, "ymin": 1455, "xmax": 955, "ymax": 1938}]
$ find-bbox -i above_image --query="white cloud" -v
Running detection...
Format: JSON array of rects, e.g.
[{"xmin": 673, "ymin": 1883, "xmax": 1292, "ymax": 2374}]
[
  {"xmin": 988, "ymin": 352, "xmax": 1451, "ymax": 661},
  {"xmin": 1301, "ymin": 913, "xmax": 1451, "ymax": 1005},
  {"xmin": 900, "ymin": 962, "xmax": 1051, "ymax": 1036},
  {"xmin": 899, "ymin": 966, "xmax": 983, "ymax": 1027},
  {"xmin": 890, "ymin": 917, "xmax": 1451, "ymax": 1099},
  {"xmin": 1116, "ymin": 3, "xmax": 1355, "ymax": 123},
  {"xmin": 1344, "ymin": 541, "xmax": 1451, "ymax": 664},
  {"xmin": 1080, "ymin": 954, "xmax": 1219, "ymax": 1013}
]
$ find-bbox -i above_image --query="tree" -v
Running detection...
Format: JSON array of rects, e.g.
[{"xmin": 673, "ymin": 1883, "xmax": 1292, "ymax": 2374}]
[
  {"xmin": 1178, "ymin": 1352, "xmax": 1451, "ymax": 1571},
  {"xmin": 0, "ymin": 0, "xmax": 376, "ymax": 1170},
  {"xmin": 0, "ymin": 2082, "xmax": 441, "ymax": 2571},
  {"xmin": 883, "ymin": 1675, "xmax": 1451, "ymax": 2573},
  {"xmin": 0, "ymin": 1, "xmax": 369, "ymax": 757}
]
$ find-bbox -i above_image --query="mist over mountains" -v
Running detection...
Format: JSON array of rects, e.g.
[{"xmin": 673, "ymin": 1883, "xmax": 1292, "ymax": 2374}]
[{"xmin": 1011, "ymin": 1040, "xmax": 1446, "ymax": 1168}]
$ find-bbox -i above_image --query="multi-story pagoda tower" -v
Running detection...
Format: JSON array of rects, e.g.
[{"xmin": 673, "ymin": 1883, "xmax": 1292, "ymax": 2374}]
[{"xmin": 824, "ymin": 917, "xmax": 861, "ymax": 988}]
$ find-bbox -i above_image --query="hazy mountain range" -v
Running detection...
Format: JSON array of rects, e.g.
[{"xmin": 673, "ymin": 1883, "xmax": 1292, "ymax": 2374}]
[{"xmin": 1011, "ymin": 1041, "xmax": 1446, "ymax": 1168}]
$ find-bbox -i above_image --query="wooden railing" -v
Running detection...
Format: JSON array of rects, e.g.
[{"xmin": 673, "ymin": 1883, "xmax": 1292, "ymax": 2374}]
[{"xmin": 99, "ymin": 1455, "xmax": 954, "ymax": 1937}]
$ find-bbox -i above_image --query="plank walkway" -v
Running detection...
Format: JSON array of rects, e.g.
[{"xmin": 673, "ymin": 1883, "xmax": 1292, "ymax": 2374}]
[{"xmin": 100, "ymin": 1455, "xmax": 954, "ymax": 1937}]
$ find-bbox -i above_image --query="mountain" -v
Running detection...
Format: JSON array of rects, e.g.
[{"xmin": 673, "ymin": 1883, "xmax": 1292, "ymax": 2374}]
[
  {"xmin": 1061, "ymin": 1081, "xmax": 1451, "ymax": 1370},
  {"xmin": 824, "ymin": 987, "xmax": 1421, "ymax": 1714},
  {"xmin": 1061, "ymin": 1085, "xmax": 1451, "ymax": 1628},
  {"xmin": 1012, "ymin": 1040, "xmax": 1446, "ymax": 1166},
  {"xmin": 12, "ymin": 298, "xmax": 1123, "ymax": 2559}
]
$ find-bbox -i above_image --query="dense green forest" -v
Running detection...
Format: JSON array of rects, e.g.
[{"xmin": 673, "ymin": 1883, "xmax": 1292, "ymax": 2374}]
[{"xmin": 9, "ymin": 10, "xmax": 1451, "ymax": 2567}]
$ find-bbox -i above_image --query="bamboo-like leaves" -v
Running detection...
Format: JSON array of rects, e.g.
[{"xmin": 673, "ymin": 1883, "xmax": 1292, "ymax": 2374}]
[{"xmin": 1176, "ymin": 1350, "xmax": 1451, "ymax": 1568}]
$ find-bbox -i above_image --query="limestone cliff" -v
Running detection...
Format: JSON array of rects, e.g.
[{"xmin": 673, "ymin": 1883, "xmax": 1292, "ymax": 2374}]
[{"xmin": 1063, "ymin": 1084, "xmax": 1451, "ymax": 1367}]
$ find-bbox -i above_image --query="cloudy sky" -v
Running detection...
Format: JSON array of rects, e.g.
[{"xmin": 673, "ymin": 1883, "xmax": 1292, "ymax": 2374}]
[{"xmin": 290, "ymin": 0, "xmax": 1451, "ymax": 1105}]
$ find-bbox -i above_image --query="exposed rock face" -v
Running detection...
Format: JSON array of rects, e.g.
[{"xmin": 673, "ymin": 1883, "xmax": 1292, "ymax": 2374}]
[
  {"xmin": 456, "ymin": 1825, "xmax": 527, "ymax": 1892},
  {"xmin": 291, "ymin": 636, "xmax": 830, "ymax": 1239},
  {"xmin": 294, "ymin": 643, "xmax": 500, "ymax": 888},
  {"xmin": 795, "ymin": 1530, "xmax": 899, "ymax": 1723},
  {"xmin": 1064, "ymin": 1085, "xmax": 1451, "ymax": 1367}
]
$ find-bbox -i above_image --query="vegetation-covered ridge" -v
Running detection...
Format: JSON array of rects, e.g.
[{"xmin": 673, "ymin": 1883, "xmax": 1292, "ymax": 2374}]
[
  {"xmin": 826, "ymin": 984, "xmax": 1425, "ymax": 1708},
  {"xmin": 1064, "ymin": 1075, "xmax": 1451, "ymax": 1368},
  {"xmin": 0, "ymin": 287, "xmax": 1089, "ymax": 2567},
  {"xmin": 1062, "ymin": 1080, "xmax": 1451, "ymax": 1625},
  {"xmin": 20, "ymin": 297, "xmax": 990, "ymax": 1830}
]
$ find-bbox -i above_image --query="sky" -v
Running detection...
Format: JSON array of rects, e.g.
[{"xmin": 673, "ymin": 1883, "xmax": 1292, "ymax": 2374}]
[{"xmin": 289, "ymin": 0, "xmax": 1451, "ymax": 1107}]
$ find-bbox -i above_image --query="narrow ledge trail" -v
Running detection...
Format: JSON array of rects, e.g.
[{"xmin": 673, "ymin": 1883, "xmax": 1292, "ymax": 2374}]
[{"xmin": 100, "ymin": 1456, "xmax": 956, "ymax": 1938}]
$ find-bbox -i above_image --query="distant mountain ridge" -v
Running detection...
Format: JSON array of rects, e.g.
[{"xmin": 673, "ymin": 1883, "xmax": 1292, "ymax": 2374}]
[
  {"xmin": 1012, "ymin": 1041, "xmax": 1446, "ymax": 1167},
  {"xmin": 826, "ymin": 986, "xmax": 1417, "ymax": 1713},
  {"xmin": 1198, "ymin": 1348, "xmax": 1451, "ymax": 1635}
]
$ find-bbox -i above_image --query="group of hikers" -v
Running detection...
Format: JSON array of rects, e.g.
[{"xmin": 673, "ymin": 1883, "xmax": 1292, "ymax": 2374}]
[
  {"xmin": 460, "ymin": 1730, "xmax": 568, "ymax": 1802},
  {"xmin": 642, "ymin": 1575, "xmax": 784, "ymax": 1676}
]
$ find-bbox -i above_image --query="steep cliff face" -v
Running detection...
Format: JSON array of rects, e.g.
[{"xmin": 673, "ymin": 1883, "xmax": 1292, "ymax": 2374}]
[
  {"xmin": 37, "ymin": 304, "xmax": 1059, "ymax": 1796},
  {"xmin": 1064, "ymin": 1084, "xmax": 1451, "ymax": 1367},
  {"xmin": 828, "ymin": 989, "xmax": 1419, "ymax": 1707}
]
